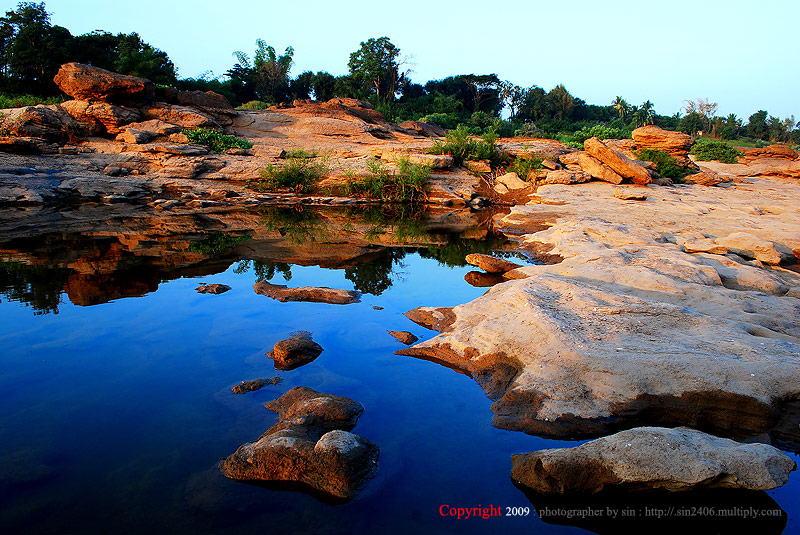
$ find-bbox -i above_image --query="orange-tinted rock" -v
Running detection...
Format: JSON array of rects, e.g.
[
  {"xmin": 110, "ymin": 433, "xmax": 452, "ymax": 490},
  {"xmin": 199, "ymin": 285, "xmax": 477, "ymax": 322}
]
[
  {"xmin": 388, "ymin": 330, "xmax": 419, "ymax": 345},
  {"xmin": 398, "ymin": 120, "xmax": 445, "ymax": 137},
  {"xmin": 743, "ymin": 145, "xmax": 798, "ymax": 161},
  {"xmin": 684, "ymin": 170, "xmax": 729, "ymax": 186},
  {"xmin": 220, "ymin": 387, "xmax": 379, "ymax": 501},
  {"xmin": 577, "ymin": 152, "xmax": 625, "ymax": 184},
  {"xmin": 254, "ymin": 281, "xmax": 360, "ymax": 304},
  {"xmin": 633, "ymin": 125, "xmax": 694, "ymax": 155},
  {"xmin": 1, "ymin": 105, "xmax": 79, "ymax": 142},
  {"xmin": 139, "ymin": 103, "xmax": 219, "ymax": 129},
  {"xmin": 231, "ymin": 377, "xmax": 282, "ymax": 394},
  {"xmin": 53, "ymin": 62, "xmax": 155, "ymax": 103},
  {"xmin": 614, "ymin": 187, "xmax": 647, "ymax": 200},
  {"xmin": 540, "ymin": 169, "xmax": 592, "ymax": 185},
  {"xmin": 465, "ymin": 253, "xmax": 523, "ymax": 273},
  {"xmin": 176, "ymin": 90, "xmax": 237, "ymax": 126},
  {"xmin": 60, "ymin": 100, "xmax": 141, "ymax": 135},
  {"xmin": 584, "ymin": 137, "xmax": 652, "ymax": 185},
  {"xmin": 267, "ymin": 331, "xmax": 324, "ymax": 370},
  {"xmin": 464, "ymin": 270, "xmax": 505, "ymax": 287},
  {"xmin": 195, "ymin": 283, "xmax": 231, "ymax": 294},
  {"xmin": 403, "ymin": 306, "xmax": 457, "ymax": 332}
]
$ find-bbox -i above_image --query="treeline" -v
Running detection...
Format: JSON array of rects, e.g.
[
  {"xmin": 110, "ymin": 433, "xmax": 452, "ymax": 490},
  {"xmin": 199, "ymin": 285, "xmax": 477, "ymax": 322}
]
[{"xmin": 1, "ymin": 2, "xmax": 798, "ymax": 146}]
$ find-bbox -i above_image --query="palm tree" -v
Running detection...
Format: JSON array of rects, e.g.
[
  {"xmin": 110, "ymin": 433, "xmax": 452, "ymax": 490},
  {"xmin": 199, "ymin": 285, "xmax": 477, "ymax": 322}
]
[
  {"xmin": 635, "ymin": 100, "xmax": 656, "ymax": 126},
  {"xmin": 612, "ymin": 96, "xmax": 629, "ymax": 123}
]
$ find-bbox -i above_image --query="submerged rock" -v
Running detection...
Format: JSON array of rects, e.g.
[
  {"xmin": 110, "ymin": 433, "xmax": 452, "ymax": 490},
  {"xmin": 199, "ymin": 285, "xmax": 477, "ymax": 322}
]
[
  {"xmin": 267, "ymin": 331, "xmax": 324, "ymax": 370},
  {"xmin": 511, "ymin": 426, "xmax": 795, "ymax": 494},
  {"xmin": 388, "ymin": 330, "xmax": 419, "ymax": 345},
  {"xmin": 231, "ymin": 377, "xmax": 282, "ymax": 394},
  {"xmin": 254, "ymin": 281, "xmax": 360, "ymax": 304},
  {"xmin": 195, "ymin": 283, "xmax": 231, "ymax": 294},
  {"xmin": 219, "ymin": 387, "xmax": 379, "ymax": 501}
]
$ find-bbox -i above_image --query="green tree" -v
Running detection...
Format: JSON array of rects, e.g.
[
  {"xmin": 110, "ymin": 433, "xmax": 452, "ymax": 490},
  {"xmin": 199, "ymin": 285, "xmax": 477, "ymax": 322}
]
[
  {"xmin": 113, "ymin": 32, "xmax": 176, "ymax": 84},
  {"xmin": 612, "ymin": 95, "xmax": 630, "ymax": 123},
  {"xmin": 746, "ymin": 110, "xmax": 768, "ymax": 140},
  {"xmin": 311, "ymin": 71, "xmax": 336, "ymax": 101},
  {"xmin": 232, "ymin": 40, "xmax": 294, "ymax": 103},
  {"xmin": 546, "ymin": 84, "xmax": 575, "ymax": 121},
  {"xmin": 348, "ymin": 36, "xmax": 403, "ymax": 105},
  {"xmin": 634, "ymin": 100, "xmax": 656, "ymax": 126}
]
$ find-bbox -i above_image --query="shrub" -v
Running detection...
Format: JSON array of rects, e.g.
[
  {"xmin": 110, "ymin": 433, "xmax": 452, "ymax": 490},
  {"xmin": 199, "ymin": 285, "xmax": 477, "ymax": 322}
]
[
  {"xmin": 254, "ymin": 154, "xmax": 328, "ymax": 193},
  {"xmin": 183, "ymin": 128, "xmax": 253, "ymax": 153},
  {"xmin": 419, "ymin": 112, "xmax": 460, "ymax": 130},
  {"xmin": 509, "ymin": 156, "xmax": 543, "ymax": 181},
  {"xmin": 427, "ymin": 125, "xmax": 511, "ymax": 168},
  {"xmin": 636, "ymin": 148, "xmax": 693, "ymax": 180},
  {"xmin": 284, "ymin": 147, "xmax": 318, "ymax": 159},
  {"xmin": 690, "ymin": 139, "xmax": 743, "ymax": 164},
  {"xmin": 237, "ymin": 100, "xmax": 272, "ymax": 110},
  {"xmin": 344, "ymin": 157, "xmax": 430, "ymax": 203}
]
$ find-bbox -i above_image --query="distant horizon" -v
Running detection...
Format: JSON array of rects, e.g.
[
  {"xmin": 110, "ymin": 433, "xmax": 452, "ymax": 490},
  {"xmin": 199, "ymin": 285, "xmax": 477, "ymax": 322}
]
[{"xmin": 40, "ymin": 0, "xmax": 799, "ymax": 121}]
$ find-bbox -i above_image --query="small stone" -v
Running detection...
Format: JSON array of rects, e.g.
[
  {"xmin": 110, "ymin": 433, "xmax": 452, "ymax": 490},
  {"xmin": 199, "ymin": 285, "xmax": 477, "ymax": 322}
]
[
  {"xmin": 231, "ymin": 377, "xmax": 282, "ymax": 394},
  {"xmin": 267, "ymin": 331, "xmax": 324, "ymax": 370},
  {"xmin": 614, "ymin": 187, "xmax": 648, "ymax": 201},
  {"xmin": 195, "ymin": 283, "xmax": 231, "ymax": 294},
  {"xmin": 387, "ymin": 330, "xmax": 419, "ymax": 345}
]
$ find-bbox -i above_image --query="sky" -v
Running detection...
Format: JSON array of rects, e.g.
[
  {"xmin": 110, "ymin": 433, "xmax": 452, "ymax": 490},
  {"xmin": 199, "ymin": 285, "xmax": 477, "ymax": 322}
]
[{"xmin": 33, "ymin": 0, "xmax": 800, "ymax": 120}]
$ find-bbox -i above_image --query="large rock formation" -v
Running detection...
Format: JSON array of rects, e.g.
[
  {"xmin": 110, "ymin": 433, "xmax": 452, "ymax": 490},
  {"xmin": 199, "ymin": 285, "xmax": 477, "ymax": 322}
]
[
  {"xmin": 632, "ymin": 125, "xmax": 694, "ymax": 160},
  {"xmin": 584, "ymin": 137, "xmax": 653, "ymax": 185},
  {"xmin": 577, "ymin": 152, "xmax": 625, "ymax": 184},
  {"xmin": 219, "ymin": 387, "xmax": 379, "ymax": 501},
  {"xmin": 742, "ymin": 144, "xmax": 798, "ymax": 161},
  {"xmin": 0, "ymin": 105, "xmax": 79, "ymax": 142},
  {"xmin": 511, "ymin": 426, "xmax": 795, "ymax": 494},
  {"xmin": 53, "ymin": 62, "xmax": 155, "ymax": 103},
  {"xmin": 465, "ymin": 253, "xmax": 522, "ymax": 273},
  {"xmin": 254, "ymin": 281, "xmax": 360, "ymax": 304}
]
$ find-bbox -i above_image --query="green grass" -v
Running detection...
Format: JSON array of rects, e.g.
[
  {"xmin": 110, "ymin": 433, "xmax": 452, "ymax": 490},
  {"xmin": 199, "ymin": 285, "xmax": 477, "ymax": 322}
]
[
  {"xmin": 236, "ymin": 100, "xmax": 272, "ymax": 110},
  {"xmin": 0, "ymin": 93, "xmax": 64, "ymax": 108},
  {"xmin": 183, "ymin": 128, "xmax": 252, "ymax": 153},
  {"xmin": 426, "ymin": 125, "xmax": 511, "ymax": 168},
  {"xmin": 253, "ymin": 153, "xmax": 329, "ymax": 193},
  {"xmin": 690, "ymin": 139, "xmax": 744, "ymax": 164},
  {"xmin": 508, "ymin": 156, "xmax": 543, "ymax": 181},
  {"xmin": 344, "ymin": 157, "xmax": 430, "ymax": 203}
]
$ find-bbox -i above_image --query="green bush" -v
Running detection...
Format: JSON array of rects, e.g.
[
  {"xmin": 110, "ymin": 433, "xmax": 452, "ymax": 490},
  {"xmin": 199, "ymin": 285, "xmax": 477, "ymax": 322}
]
[
  {"xmin": 509, "ymin": 156, "xmax": 543, "ymax": 181},
  {"xmin": 344, "ymin": 157, "xmax": 430, "ymax": 203},
  {"xmin": 0, "ymin": 93, "xmax": 64, "ymax": 108},
  {"xmin": 636, "ymin": 148, "xmax": 693, "ymax": 180},
  {"xmin": 254, "ymin": 154, "xmax": 328, "ymax": 193},
  {"xmin": 427, "ymin": 125, "xmax": 511, "ymax": 168},
  {"xmin": 236, "ymin": 100, "xmax": 272, "ymax": 110},
  {"xmin": 183, "ymin": 128, "xmax": 253, "ymax": 153},
  {"xmin": 690, "ymin": 139, "xmax": 743, "ymax": 164},
  {"xmin": 419, "ymin": 112, "xmax": 460, "ymax": 130}
]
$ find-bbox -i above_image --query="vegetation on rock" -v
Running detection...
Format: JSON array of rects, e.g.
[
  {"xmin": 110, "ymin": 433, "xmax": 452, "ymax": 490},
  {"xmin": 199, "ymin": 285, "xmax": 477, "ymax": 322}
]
[
  {"xmin": 344, "ymin": 158, "xmax": 430, "ymax": 203},
  {"xmin": 635, "ymin": 148, "xmax": 694, "ymax": 180},
  {"xmin": 255, "ymin": 153, "xmax": 329, "ymax": 193},
  {"xmin": 183, "ymin": 128, "xmax": 252, "ymax": 153},
  {"xmin": 690, "ymin": 139, "xmax": 744, "ymax": 164}
]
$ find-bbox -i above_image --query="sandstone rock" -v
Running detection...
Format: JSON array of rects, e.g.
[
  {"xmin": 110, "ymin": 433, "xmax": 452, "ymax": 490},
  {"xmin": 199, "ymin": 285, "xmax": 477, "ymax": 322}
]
[
  {"xmin": 254, "ymin": 281, "xmax": 360, "ymax": 304},
  {"xmin": 465, "ymin": 253, "xmax": 522, "ymax": 273},
  {"xmin": 632, "ymin": 125, "xmax": 694, "ymax": 156},
  {"xmin": 540, "ymin": 170, "xmax": 592, "ymax": 185},
  {"xmin": 464, "ymin": 271, "xmax": 506, "ymax": 287},
  {"xmin": 231, "ymin": 377, "xmax": 282, "ymax": 394},
  {"xmin": 176, "ymin": 90, "xmax": 237, "ymax": 125},
  {"xmin": 168, "ymin": 132, "xmax": 190, "ymax": 144},
  {"xmin": 496, "ymin": 172, "xmax": 528, "ymax": 190},
  {"xmin": 397, "ymin": 120, "xmax": 445, "ymax": 137},
  {"xmin": 577, "ymin": 152, "xmax": 624, "ymax": 184},
  {"xmin": 119, "ymin": 119, "xmax": 181, "ymax": 140},
  {"xmin": 683, "ymin": 238, "xmax": 728, "ymax": 255},
  {"xmin": 494, "ymin": 182, "xmax": 509, "ymax": 195},
  {"xmin": 219, "ymin": 387, "xmax": 379, "ymax": 501},
  {"xmin": 388, "ymin": 330, "xmax": 419, "ymax": 345},
  {"xmin": 403, "ymin": 306, "xmax": 456, "ymax": 332},
  {"xmin": 684, "ymin": 170, "xmax": 729, "ymax": 186},
  {"xmin": 53, "ymin": 63, "xmax": 155, "ymax": 103},
  {"xmin": 0, "ymin": 136, "xmax": 43, "ymax": 154},
  {"xmin": 558, "ymin": 152, "xmax": 581, "ymax": 166},
  {"xmin": 541, "ymin": 159, "xmax": 560, "ymax": 170},
  {"xmin": 116, "ymin": 128, "xmax": 152, "ymax": 144},
  {"xmin": 465, "ymin": 160, "xmax": 491, "ymax": 173},
  {"xmin": 585, "ymin": 137, "xmax": 652, "ymax": 185},
  {"xmin": 714, "ymin": 232, "xmax": 784, "ymax": 265},
  {"xmin": 743, "ymin": 158, "xmax": 800, "ymax": 179},
  {"xmin": 1, "ymin": 105, "xmax": 79, "ymax": 142},
  {"xmin": 267, "ymin": 331, "xmax": 324, "ymax": 370},
  {"xmin": 511, "ymin": 426, "xmax": 796, "ymax": 494},
  {"xmin": 123, "ymin": 143, "xmax": 209, "ymax": 156},
  {"xmin": 743, "ymin": 145, "xmax": 798, "ymax": 161},
  {"xmin": 614, "ymin": 187, "xmax": 647, "ymax": 201},
  {"xmin": 195, "ymin": 283, "xmax": 231, "ymax": 294},
  {"xmin": 381, "ymin": 150, "xmax": 452, "ymax": 169},
  {"xmin": 60, "ymin": 100, "xmax": 141, "ymax": 135},
  {"xmin": 140, "ymin": 103, "xmax": 219, "ymax": 129}
]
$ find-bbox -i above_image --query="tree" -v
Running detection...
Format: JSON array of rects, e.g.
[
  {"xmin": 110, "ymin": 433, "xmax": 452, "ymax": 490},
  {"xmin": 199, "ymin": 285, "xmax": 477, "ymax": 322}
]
[
  {"xmin": 289, "ymin": 70, "xmax": 313, "ymax": 100},
  {"xmin": 767, "ymin": 115, "xmax": 784, "ymax": 142},
  {"xmin": 348, "ymin": 36, "xmax": 403, "ymax": 105},
  {"xmin": 461, "ymin": 74, "xmax": 502, "ymax": 116},
  {"xmin": 634, "ymin": 100, "xmax": 656, "ymax": 126},
  {"xmin": 231, "ymin": 40, "xmax": 294, "ymax": 103},
  {"xmin": 683, "ymin": 97, "xmax": 717, "ymax": 134},
  {"xmin": 546, "ymin": 84, "xmax": 575, "ymax": 121},
  {"xmin": 500, "ymin": 81, "xmax": 526, "ymax": 119},
  {"xmin": 746, "ymin": 110, "xmax": 768, "ymax": 140},
  {"xmin": 311, "ymin": 71, "xmax": 336, "ymax": 101},
  {"xmin": 113, "ymin": 32, "xmax": 176, "ymax": 85},
  {"xmin": 612, "ymin": 95, "xmax": 630, "ymax": 123}
]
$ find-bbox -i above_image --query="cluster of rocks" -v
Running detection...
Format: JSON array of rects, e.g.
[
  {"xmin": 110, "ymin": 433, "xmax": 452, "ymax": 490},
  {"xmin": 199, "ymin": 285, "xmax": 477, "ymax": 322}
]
[{"xmin": 220, "ymin": 387, "xmax": 379, "ymax": 501}]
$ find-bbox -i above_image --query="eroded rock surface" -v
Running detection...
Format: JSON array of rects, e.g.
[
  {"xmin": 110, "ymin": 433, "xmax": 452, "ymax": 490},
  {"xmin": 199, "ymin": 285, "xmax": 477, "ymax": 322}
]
[
  {"xmin": 219, "ymin": 387, "xmax": 379, "ymax": 501},
  {"xmin": 388, "ymin": 330, "xmax": 419, "ymax": 345},
  {"xmin": 195, "ymin": 283, "xmax": 231, "ymax": 294},
  {"xmin": 254, "ymin": 281, "xmax": 360, "ymax": 304},
  {"xmin": 465, "ymin": 253, "xmax": 522, "ymax": 273},
  {"xmin": 511, "ymin": 426, "xmax": 795, "ymax": 494},
  {"xmin": 231, "ymin": 377, "xmax": 282, "ymax": 394}
]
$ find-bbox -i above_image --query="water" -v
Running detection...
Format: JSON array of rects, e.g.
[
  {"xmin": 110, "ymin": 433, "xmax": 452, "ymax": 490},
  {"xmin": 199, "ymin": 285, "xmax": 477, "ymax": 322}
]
[{"xmin": 0, "ymin": 206, "xmax": 797, "ymax": 534}]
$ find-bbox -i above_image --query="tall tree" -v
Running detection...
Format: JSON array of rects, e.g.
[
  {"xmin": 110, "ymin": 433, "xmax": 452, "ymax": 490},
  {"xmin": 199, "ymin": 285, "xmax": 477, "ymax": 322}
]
[
  {"xmin": 634, "ymin": 100, "xmax": 656, "ymax": 126},
  {"xmin": 612, "ymin": 95, "xmax": 630, "ymax": 123},
  {"xmin": 348, "ymin": 36, "xmax": 402, "ymax": 105},
  {"xmin": 113, "ymin": 32, "xmax": 176, "ymax": 85},
  {"xmin": 746, "ymin": 110, "xmax": 768, "ymax": 140},
  {"xmin": 546, "ymin": 84, "xmax": 575, "ymax": 121},
  {"xmin": 231, "ymin": 40, "xmax": 294, "ymax": 103}
]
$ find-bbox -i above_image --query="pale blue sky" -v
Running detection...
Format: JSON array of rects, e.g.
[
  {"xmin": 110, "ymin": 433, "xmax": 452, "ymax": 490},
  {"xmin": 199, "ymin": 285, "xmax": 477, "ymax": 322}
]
[{"xmin": 38, "ymin": 0, "xmax": 799, "ymax": 120}]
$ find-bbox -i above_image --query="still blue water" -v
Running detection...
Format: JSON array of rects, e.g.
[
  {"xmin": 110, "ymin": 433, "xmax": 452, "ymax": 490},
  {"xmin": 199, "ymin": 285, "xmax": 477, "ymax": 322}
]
[{"xmin": 0, "ymin": 246, "xmax": 798, "ymax": 534}]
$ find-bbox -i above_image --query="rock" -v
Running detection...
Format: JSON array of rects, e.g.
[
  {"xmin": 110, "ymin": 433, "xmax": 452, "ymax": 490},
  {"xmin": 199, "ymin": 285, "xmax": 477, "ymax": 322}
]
[
  {"xmin": 464, "ymin": 271, "xmax": 506, "ymax": 287},
  {"xmin": 397, "ymin": 120, "xmax": 445, "ymax": 137},
  {"xmin": 267, "ymin": 331, "xmax": 324, "ymax": 370},
  {"xmin": 558, "ymin": 152, "xmax": 581, "ymax": 166},
  {"xmin": 223, "ymin": 147, "xmax": 253, "ymax": 156},
  {"xmin": 168, "ymin": 132, "xmax": 190, "ymax": 144},
  {"xmin": 119, "ymin": 119, "xmax": 181, "ymax": 140},
  {"xmin": 116, "ymin": 128, "xmax": 152, "ymax": 144},
  {"xmin": 254, "ymin": 281, "xmax": 360, "ymax": 304},
  {"xmin": 494, "ymin": 182, "xmax": 509, "ymax": 195},
  {"xmin": 577, "ymin": 152, "xmax": 625, "ymax": 184},
  {"xmin": 60, "ymin": 100, "xmax": 141, "ymax": 135},
  {"xmin": 1, "ymin": 105, "xmax": 79, "ymax": 142},
  {"xmin": 614, "ymin": 187, "xmax": 647, "ymax": 201},
  {"xmin": 742, "ymin": 158, "xmax": 800, "ymax": 180},
  {"xmin": 139, "ymin": 103, "xmax": 219, "ymax": 129},
  {"xmin": 465, "ymin": 253, "xmax": 523, "ymax": 273},
  {"xmin": 465, "ymin": 160, "xmax": 491, "ymax": 173},
  {"xmin": 584, "ymin": 137, "xmax": 652, "ymax": 185},
  {"xmin": 403, "ymin": 306, "xmax": 457, "ymax": 332},
  {"xmin": 683, "ymin": 238, "xmax": 728, "ymax": 255},
  {"xmin": 632, "ymin": 125, "xmax": 694, "ymax": 157},
  {"xmin": 496, "ymin": 172, "xmax": 528, "ymax": 190},
  {"xmin": 231, "ymin": 377, "xmax": 282, "ymax": 394},
  {"xmin": 388, "ymin": 330, "xmax": 419, "ymax": 345},
  {"xmin": 714, "ymin": 232, "xmax": 784, "ymax": 265},
  {"xmin": 123, "ymin": 143, "xmax": 209, "ymax": 156},
  {"xmin": 195, "ymin": 283, "xmax": 231, "ymax": 294},
  {"xmin": 53, "ymin": 62, "xmax": 155, "ymax": 103},
  {"xmin": 0, "ymin": 136, "xmax": 43, "ymax": 154},
  {"xmin": 176, "ymin": 90, "xmax": 237, "ymax": 125},
  {"xmin": 219, "ymin": 387, "xmax": 379, "ymax": 501},
  {"xmin": 540, "ymin": 170, "xmax": 592, "ymax": 185},
  {"xmin": 381, "ymin": 150, "xmax": 452, "ymax": 169},
  {"xmin": 743, "ymin": 144, "xmax": 798, "ymax": 161},
  {"xmin": 684, "ymin": 170, "xmax": 729, "ymax": 186},
  {"xmin": 541, "ymin": 159, "xmax": 560, "ymax": 170},
  {"xmin": 511, "ymin": 426, "xmax": 796, "ymax": 494}
]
